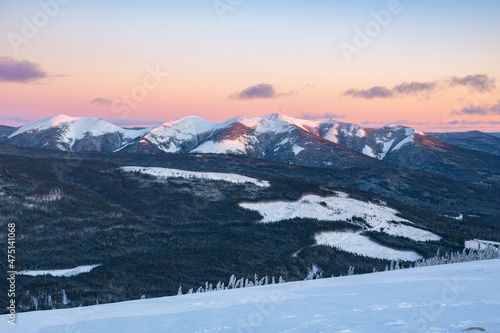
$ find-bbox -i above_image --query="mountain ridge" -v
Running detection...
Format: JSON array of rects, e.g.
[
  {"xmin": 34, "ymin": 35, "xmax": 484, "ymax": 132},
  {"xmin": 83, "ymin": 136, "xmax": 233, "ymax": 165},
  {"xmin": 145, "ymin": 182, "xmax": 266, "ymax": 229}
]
[
  {"xmin": 429, "ymin": 130, "xmax": 500, "ymax": 157},
  {"xmin": 3, "ymin": 114, "xmax": 500, "ymax": 186},
  {"xmin": 0, "ymin": 113, "xmax": 450, "ymax": 158}
]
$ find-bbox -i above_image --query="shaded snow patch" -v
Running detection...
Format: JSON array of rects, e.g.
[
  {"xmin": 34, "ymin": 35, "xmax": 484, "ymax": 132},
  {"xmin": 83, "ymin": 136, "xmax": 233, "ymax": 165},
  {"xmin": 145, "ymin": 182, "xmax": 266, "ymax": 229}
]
[
  {"xmin": 315, "ymin": 230, "xmax": 422, "ymax": 261},
  {"xmin": 121, "ymin": 167, "xmax": 270, "ymax": 187},
  {"xmin": 18, "ymin": 265, "xmax": 100, "ymax": 277},
  {"xmin": 239, "ymin": 193, "xmax": 440, "ymax": 242}
]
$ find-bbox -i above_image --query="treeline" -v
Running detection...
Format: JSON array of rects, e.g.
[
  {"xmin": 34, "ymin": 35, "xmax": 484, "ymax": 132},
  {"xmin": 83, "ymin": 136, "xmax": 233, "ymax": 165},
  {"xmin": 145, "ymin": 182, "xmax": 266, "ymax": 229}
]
[
  {"xmin": 174, "ymin": 245, "xmax": 500, "ymax": 298},
  {"xmin": 176, "ymin": 274, "xmax": 286, "ymax": 295}
]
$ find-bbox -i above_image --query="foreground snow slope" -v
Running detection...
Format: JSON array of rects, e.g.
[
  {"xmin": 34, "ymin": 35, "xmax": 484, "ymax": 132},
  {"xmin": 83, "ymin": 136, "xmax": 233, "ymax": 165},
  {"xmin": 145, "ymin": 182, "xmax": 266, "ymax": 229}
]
[{"xmin": 6, "ymin": 260, "xmax": 500, "ymax": 333}]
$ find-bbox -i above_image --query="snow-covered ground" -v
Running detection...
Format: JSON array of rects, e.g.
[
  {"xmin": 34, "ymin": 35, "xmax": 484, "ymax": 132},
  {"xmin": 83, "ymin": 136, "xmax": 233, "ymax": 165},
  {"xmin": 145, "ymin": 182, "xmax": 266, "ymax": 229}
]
[
  {"xmin": 5, "ymin": 260, "xmax": 500, "ymax": 333},
  {"xmin": 120, "ymin": 167, "xmax": 270, "ymax": 187},
  {"xmin": 315, "ymin": 230, "xmax": 422, "ymax": 261},
  {"xmin": 465, "ymin": 239, "xmax": 500, "ymax": 250},
  {"xmin": 239, "ymin": 193, "xmax": 440, "ymax": 242},
  {"xmin": 240, "ymin": 193, "xmax": 440, "ymax": 260},
  {"xmin": 17, "ymin": 265, "xmax": 100, "ymax": 277}
]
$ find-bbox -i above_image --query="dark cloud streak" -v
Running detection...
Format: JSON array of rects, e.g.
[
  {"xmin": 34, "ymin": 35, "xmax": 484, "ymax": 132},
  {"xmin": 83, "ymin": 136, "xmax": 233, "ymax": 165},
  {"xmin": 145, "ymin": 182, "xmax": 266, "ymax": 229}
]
[
  {"xmin": 343, "ymin": 86, "xmax": 393, "ymax": 99},
  {"xmin": 90, "ymin": 97, "xmax": 112, "ymax": 106},
  {"xmin": 343, "ymin": 74, "xmax": 496, "ymax": 99},
  {"xmin": 393, "ymin": 81, "xmax": 438, "ymax": 95},
  {"xmin": 453, "ymin": 101, "xmax": 500, "ymax": 116},
  {"xmin": 449, "ymin": 74, "xmax": 495, "ymax": 92},
  {"xmin": 230, "ymin": 84, "xmax": 295, "ymax": 100},
  {"xmin": 298, "ymin": 112, "xmax": 345, "ymax": 120},
  {"xmin": 0, "ymin": 56, "xmax": 47, "ymax": 83}
]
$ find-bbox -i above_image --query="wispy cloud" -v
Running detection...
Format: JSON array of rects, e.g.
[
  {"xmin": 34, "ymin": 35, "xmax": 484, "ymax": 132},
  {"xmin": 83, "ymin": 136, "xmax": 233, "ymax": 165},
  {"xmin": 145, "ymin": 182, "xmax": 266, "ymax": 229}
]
[
  {"xmin": 343, "ymin": 86, "xmax": 393, "ymax": 99},
  {"xmin": 393, "ymin": 119, "xmax": 430, "ymax": 126},
  {"xmin": 361, "ymin": 120, "xmax": 429, "ymax": 126},
  {"xmin": 449, "ymin": 74, "xmax": 496, "ymax": 92},
  {"xmin": 453, "ymin": 101, "xmax": 500, "ymax": 116},
  {"xmin": 298, "ymin": 112, "xmax": 345, "ymax": 120},
  {"xmin": 230, "ymin": 83, "xmax": 295, "ymax": 100},
  {"xmin": 343, "ymin": 74, "xmax": 495, "ymax": 99},
  {"xmin": 90, "ymin": 97, "xmax": 112, "ymax": 106},
  {"xmin": 0, "ymin": 115, "xmax": 34, "ymax": 124},
  {"xmin": 0, "ymin": 56, "xmax": 47, "ymax": 83},
  {"xmin": 446, "ymin": 120, "xmax": 483, "ymax": 125},
  {"xmin": 392, "ymin": 81, "xmax": 438, "ymax": 95},
  {"xmin": 455, "ymin": 106, "xmax": 488, "ymax": 116},
  {"xmin": 431, "ymin": 119, "xmax": 500, "ymax": 131}
]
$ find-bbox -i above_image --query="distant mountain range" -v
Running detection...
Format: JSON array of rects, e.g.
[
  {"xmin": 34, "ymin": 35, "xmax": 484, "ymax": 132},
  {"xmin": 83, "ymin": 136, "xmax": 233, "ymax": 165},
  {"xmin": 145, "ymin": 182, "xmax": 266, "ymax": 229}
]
[
  {"xmin": 2, "ymin": 114, "xmax": 500, "ymax": 186},
  {"xmin": 429, "ymin": 131, "xmax": 500, "ymax": 157}
]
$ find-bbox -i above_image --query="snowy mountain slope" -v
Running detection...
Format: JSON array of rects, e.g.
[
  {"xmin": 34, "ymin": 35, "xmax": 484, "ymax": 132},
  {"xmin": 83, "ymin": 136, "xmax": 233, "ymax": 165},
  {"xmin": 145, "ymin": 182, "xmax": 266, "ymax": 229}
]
[
  {"xmin": 188, "ymin": 113, "xmax": 315, "ymax": 156},
  {"xmin": 6, "ymin": 115, "xmax": 152, "ymax": 152},
  {"xmin": 0, "ymin": 114, "xmax": 484, "ymax": 162},
  {"xmin": 190, "ymin": 113, "xmax": 381, "ymax": 169},
  {"xmin": 325, "ymin": 123, "xmax": 500, "ymax": 186},
  {"xmin": 5, "ymin": 114, "xmax": 500, "ymax": 186},
  {"xmin": 5, "ymin": 113, "xmax": 454, "ymax": 169},
  {"xmin": 121, "ymin": 116, "xmax": 232, "ymax": 153},
  {"xmin": 6, "ymin": 259, "xmax": 500, "ymax": 333},
  {"xmin": 317, "ymin": 122, "xmax": 435, "ymax": 161},
  {"xmin": 190, "ymin": 120, "xmax": 255, "ymax": 155}
]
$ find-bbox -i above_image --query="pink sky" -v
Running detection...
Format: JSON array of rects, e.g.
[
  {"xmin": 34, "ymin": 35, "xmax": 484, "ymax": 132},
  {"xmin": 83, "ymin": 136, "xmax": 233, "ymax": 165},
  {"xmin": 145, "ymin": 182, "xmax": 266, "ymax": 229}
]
[{"xmin": 1, "ymin": 1, "xmax": 499, "ymax": 132}]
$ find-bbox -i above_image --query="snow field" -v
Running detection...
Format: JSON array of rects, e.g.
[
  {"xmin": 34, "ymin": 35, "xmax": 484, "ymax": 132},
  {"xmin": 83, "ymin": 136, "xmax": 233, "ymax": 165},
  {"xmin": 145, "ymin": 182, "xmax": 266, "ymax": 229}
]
[
  {"xmin": 18, "ymin": 265, "xmax": 100, "ymax": 277},
  {"xmin": 239, "ymin": 193, "xmax": 440, "ymax": 260},
  {"xmin": 315, "ymin": 230, "xmax": 422, "ymax": 261},
  {"xmin": 239, "ymin": 193, "xmax": 440, "ymax": 242},
  {"xmin": 465, "ymin": 239, "xmax": 500, "ymax": 250},
  {"xmin": 5, "ymin": 260, "xmax": 500, "ymax": 333},
  {"xmin": 120, "ymin": 166, "xmax": 270, "ymax": 187}
]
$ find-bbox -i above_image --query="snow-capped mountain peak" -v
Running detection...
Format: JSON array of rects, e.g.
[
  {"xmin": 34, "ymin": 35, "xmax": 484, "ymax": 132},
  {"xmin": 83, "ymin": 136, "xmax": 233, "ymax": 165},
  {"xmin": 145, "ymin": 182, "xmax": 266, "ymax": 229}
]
[
  {"xmin": 137, "ymin": 116, "xmax": 243, "ymax": 153},
  {"xmin": 381, "ymin": 123, "xmax": 403, "ymax": 129},
  {"xmin": 263, "ymin": 113, "xmax": 320, "ymax": 132},
  {"xmin": 4, "ymin": 113, "xmax": 461, "ymax": 172},
  {"xmin": 10, "ymin": 114, "xmax": 150, "ymax": 140},
  {"xmin": 7, "ymin": 114, "xmax": 151, "ymax": 151},
  {"xmin": 8, "ymin": 115, "xmax": 78, "ymax": 138}
]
